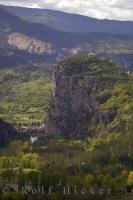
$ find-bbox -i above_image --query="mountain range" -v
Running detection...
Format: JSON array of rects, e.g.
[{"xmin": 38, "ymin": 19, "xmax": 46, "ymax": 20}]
[
  {"xmin": 0, "ymin": 5, "xmax": 133, "ymax": 70},
  {"xmin": 2, "ymin": 5, "xmax": 133, "ymax": 35}
]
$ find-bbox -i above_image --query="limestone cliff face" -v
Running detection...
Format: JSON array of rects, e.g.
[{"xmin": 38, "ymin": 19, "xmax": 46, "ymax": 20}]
[
  {"xmin": 45, "ymin": 56, "xmax": 121, "ymax": 136},
  {"xmin": 8, "ymin": 32, "xmax": 53, "ymax": 55}
]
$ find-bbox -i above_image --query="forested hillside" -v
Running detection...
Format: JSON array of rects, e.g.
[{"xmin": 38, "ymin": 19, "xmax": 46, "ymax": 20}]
[{"xmin": 0, "ymin": 65, "xmax": 53, "ymax": 128}]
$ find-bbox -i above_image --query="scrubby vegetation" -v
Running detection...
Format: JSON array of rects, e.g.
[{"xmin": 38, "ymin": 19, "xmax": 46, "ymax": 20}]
[{"xmin": 0, "ymin": 132, "xmax": 133, "ymax": 200}]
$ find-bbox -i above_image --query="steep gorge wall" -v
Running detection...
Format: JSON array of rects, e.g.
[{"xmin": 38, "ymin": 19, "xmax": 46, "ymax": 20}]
[{"xmin": 0, "ymin": 118, "xmax": 17, "ymax": 147}]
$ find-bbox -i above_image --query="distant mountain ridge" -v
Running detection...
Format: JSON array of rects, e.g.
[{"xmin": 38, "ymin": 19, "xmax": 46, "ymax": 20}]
[
  {"xmin": 1, "ymin": 5, "xmax": 133, "ymax": 35},
  {"xmin": 0, "ymin": 5, "xmax": 133, "ymax": 70}
]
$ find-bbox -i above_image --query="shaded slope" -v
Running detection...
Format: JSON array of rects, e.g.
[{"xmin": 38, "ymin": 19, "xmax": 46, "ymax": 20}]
[{"xmin": 2, "ymin": 5, "xmax": 133, "ymax": 35}]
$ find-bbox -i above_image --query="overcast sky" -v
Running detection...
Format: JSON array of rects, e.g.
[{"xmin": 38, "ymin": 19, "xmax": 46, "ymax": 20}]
[{"xmin": 0, "ymin": 0, "xmax": 133, "ymax": 21}]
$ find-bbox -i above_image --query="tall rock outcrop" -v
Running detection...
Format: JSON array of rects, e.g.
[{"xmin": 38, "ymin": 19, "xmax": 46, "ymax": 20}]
[{"xmin": 45, "ymin": 56, "xmax": 127, "ymax": 136}]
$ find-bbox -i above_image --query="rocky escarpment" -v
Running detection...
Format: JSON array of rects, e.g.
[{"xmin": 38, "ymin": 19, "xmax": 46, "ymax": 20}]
[
  {"xmin": 45, "ymin": 56, "xmax": 127, "ymax": 136},
  {"xmin": 0, "ymin": 118, "xmax": 17, "ymax": 147},
  {"xmin": 8, "ymin": 32, "xmax": 53, "ymax": 55}
]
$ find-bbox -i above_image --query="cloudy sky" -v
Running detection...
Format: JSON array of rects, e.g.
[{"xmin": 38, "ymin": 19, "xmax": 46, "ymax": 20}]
[{"xmin": 0, "ymin": 0, "xmax": 133, "ymax": 20}]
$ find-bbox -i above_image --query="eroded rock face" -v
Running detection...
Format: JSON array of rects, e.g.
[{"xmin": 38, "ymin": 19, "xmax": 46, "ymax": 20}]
[
  {"xmin": 0, "ymin": 118, "xmax": 17, "ymax": 147},
  {"xmin": 45, "ymin": 56, "xmax": 121, "ymax": 136},
  {"xmin": 8, "ymin": 32, "xmax": 53, "ymax": 55}
]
